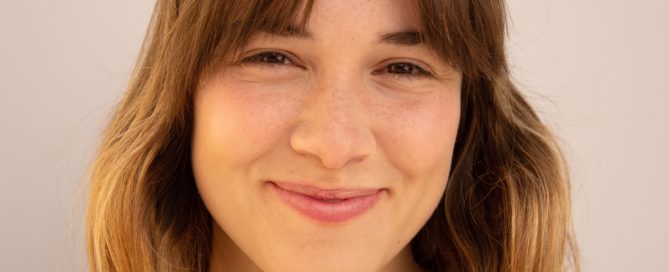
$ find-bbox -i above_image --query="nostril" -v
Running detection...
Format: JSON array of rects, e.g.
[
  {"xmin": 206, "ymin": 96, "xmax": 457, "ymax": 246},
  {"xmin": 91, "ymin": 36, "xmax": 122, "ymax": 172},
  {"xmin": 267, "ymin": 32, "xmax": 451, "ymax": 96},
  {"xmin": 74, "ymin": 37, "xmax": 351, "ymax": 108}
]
[
  {"xmin": 289, "ymin": 123, "xmax": 374, "ymax": 169},
  {"xmin": 288, "ymin": 93, "xmax": 377, "ymax": 169}
]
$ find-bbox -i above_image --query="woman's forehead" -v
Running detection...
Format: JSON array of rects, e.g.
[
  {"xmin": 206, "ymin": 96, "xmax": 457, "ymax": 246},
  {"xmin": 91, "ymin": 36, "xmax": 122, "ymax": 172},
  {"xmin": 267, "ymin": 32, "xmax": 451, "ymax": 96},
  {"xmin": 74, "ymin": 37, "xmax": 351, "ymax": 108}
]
[
  {"xmin": 244, "ymin": 0, "xmax": 427, "ymax": 49},
  {"xmin": 302, "ymin": 0, "xmax": 421, "ymax": 31}
]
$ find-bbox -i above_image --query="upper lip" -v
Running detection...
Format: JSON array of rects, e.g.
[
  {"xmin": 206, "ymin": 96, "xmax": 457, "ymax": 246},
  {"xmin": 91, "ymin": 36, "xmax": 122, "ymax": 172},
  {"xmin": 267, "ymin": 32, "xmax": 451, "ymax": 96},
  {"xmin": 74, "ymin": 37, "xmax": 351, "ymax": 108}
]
[{"xmin": 270, "ymin": 181, "xmax": 383, "ymax": 200}]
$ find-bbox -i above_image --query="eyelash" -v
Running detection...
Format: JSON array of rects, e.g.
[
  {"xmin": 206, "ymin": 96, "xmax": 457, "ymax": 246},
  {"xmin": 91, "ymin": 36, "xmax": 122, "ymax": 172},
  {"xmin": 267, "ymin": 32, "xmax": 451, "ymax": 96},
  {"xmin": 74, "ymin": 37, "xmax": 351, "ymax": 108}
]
[{"xmin": 240, "ymin": 51, "xmax": 434, "ymax": 79}]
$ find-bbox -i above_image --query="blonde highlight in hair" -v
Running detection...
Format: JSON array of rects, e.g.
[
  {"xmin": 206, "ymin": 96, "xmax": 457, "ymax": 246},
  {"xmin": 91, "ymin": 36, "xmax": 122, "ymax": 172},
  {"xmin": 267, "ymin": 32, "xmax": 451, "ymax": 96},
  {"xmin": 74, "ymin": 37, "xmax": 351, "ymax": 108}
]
[{"xmin": 87, "ymin": 0, "xmax": 579, "ymax": 271}]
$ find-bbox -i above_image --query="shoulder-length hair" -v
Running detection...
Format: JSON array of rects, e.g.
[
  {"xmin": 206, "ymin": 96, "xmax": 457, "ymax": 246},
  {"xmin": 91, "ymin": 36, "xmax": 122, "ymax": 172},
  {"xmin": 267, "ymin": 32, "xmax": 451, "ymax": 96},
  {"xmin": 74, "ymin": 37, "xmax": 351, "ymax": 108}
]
[{"xmin": 86, "ymin": 0, "xmax": 579, "ymax": 271}]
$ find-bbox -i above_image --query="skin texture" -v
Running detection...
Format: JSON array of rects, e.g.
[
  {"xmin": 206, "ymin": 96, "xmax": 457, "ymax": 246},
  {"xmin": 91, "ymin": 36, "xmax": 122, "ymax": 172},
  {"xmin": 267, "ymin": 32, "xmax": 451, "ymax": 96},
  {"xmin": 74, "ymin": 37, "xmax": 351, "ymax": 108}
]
[{"xmin": 191, "ymin": 0, "xmax": 462, "ymax": 271}]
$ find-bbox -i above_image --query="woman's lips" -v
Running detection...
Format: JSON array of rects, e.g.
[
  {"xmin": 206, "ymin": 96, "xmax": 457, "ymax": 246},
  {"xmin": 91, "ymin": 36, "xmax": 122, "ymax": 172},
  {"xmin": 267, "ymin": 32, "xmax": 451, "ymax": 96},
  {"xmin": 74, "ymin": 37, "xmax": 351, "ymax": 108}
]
[{"xmin": 268, "ymin": 181, "xmax": 384, "ymax": 224}]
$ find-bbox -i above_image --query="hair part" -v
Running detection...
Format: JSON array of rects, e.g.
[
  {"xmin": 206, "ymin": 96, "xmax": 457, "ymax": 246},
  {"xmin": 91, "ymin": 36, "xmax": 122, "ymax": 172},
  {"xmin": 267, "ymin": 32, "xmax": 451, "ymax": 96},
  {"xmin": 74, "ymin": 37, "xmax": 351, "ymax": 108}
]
[{"xmin": 86, "ymin": 0, "xmax": 579, "ymax": 271}]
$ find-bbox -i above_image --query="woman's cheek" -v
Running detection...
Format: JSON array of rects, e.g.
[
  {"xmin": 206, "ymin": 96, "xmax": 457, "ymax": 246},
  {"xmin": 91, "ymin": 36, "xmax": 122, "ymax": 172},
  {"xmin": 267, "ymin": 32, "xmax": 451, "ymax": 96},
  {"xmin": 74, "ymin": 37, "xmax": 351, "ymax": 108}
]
[
  {"xmin": 197, "ymin": 79, "xmax": 304, "ymax": 163},
  {"xmin": 375, "ymin": 92, "xmax": 460, "ymax": 175}
]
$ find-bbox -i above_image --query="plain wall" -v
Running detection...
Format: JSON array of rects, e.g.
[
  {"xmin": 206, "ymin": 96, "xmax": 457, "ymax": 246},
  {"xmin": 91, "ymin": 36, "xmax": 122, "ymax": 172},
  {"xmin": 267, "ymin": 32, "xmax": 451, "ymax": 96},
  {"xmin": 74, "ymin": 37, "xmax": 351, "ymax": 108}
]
[{"xmin": 1, "ymin": 0, "xmax": 667, "ymax": 271}]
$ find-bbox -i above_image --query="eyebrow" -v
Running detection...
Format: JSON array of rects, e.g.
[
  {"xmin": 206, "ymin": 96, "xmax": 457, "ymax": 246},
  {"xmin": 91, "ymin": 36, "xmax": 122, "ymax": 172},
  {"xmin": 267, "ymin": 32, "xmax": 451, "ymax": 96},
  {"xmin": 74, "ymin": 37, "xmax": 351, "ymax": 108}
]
[
  {"xmin": 377, "ymin": 31, "xmax": 423, "ymax": 45},
  {"xmin": 264, "ymin": 25, "xmax": 424, "ymax": 46}
]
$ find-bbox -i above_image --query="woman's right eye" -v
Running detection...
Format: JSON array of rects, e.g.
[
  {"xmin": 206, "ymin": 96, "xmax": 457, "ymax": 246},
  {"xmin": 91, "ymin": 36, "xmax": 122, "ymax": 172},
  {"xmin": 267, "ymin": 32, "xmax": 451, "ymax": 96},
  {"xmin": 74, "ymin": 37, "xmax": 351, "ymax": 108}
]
[{"xmin": 241, "ymin": 51, "xmax": 294, "ymax": 66}]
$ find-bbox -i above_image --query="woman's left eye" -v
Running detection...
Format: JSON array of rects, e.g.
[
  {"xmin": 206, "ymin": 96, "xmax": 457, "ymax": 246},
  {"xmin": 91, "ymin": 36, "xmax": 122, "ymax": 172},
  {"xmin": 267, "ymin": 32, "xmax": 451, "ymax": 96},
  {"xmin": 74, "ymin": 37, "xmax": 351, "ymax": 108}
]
[{"xmin": 375, "ymin": 62, "xmax": 433, "ymax": 79}]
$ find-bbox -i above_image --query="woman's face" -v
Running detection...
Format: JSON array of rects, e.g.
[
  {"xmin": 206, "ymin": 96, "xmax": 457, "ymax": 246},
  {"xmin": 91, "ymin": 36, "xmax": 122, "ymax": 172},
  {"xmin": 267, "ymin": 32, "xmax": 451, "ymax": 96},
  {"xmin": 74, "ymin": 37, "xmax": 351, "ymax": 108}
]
[{"xmin": 192, "ymin": 0, "xmax": 461, "ymax": 271}]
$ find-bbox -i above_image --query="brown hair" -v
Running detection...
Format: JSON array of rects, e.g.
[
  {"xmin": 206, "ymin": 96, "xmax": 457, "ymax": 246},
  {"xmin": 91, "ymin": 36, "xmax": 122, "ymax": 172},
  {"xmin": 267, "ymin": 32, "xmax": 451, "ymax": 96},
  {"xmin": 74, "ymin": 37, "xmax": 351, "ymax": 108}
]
[{"xmin": 86, "ymin": 0, "xmax": 579, "ymax": 271}]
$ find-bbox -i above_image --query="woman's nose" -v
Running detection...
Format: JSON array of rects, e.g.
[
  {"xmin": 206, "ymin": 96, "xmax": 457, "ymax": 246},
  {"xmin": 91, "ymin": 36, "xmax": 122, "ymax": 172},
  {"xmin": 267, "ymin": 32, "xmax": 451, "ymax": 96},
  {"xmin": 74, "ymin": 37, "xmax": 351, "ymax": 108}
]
[{"xmin": 289, "ymin": 76, "xmax": 376, "ymax": 169}]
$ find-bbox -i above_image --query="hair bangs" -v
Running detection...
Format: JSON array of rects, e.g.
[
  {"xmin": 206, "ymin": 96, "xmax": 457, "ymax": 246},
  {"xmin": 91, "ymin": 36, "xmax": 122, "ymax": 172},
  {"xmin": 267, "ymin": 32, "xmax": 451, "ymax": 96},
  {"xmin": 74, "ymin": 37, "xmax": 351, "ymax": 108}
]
[
  {"xmin": 206, "ymin": 0, "xmax": 316, "ymax": 68},
  {"xmin": 416, "ymin": 0, "xmax": 508, "ymax": 79}
]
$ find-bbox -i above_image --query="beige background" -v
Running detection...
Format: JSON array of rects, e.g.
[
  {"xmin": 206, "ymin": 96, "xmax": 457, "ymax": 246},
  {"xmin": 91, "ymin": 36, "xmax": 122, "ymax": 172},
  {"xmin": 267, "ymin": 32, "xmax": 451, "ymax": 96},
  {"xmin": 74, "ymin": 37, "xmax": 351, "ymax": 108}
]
[{"xmin": 1, "ymin": 0, "xmax": 667, "ymax": 271}]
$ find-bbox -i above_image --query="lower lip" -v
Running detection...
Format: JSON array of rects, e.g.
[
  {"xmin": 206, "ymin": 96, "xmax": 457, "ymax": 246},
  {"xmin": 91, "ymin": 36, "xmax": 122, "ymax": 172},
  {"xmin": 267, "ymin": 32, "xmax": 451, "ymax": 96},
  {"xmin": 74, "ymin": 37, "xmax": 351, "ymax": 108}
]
[{"xmin": 269, "ymin": 182, "xmax": 383, "ymax": 224}]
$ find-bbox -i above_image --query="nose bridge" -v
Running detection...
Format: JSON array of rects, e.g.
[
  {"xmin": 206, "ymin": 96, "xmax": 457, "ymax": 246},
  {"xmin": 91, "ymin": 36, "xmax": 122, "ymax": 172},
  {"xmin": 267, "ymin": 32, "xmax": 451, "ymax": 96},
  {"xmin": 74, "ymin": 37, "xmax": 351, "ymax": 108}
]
[
  {"xmin": 289, "ymin": 68, "xmax": 375, "ymax": 169},
  {"xmin": 317, "ymin": 75, "xmax": 358, "ymax": 125}
]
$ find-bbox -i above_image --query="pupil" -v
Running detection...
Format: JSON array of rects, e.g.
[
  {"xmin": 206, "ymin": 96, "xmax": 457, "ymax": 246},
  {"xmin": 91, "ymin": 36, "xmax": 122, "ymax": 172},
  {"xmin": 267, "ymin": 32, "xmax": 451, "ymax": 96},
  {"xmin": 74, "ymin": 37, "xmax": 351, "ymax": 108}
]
[
  {"xmin": 389, "ymin": 63, "xmax": 414, "ymax": 74},
  {"xmin": 262, "ymin": 52, "xmax": 284, "ymax": 64}
]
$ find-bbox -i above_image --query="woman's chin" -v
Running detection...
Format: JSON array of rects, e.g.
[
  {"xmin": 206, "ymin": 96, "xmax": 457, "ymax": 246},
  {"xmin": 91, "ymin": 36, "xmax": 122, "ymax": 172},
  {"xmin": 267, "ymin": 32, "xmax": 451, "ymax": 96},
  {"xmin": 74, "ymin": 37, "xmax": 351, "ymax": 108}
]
[{"xmin": 256, "ymin": 256, "xmax": 380, "ymax": 272}]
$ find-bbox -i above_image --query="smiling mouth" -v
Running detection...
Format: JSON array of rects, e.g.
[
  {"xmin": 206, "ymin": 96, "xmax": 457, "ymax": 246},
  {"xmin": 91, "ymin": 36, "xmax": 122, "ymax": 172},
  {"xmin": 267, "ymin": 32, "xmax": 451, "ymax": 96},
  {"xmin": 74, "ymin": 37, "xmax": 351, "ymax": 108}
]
[
  {"xmin": 268, "ymin": 181, "xmax": 385, "ymax": 224},
  {"xmin": 269, "ymin": 181, "xmax": 383, "ymax": 199}
]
